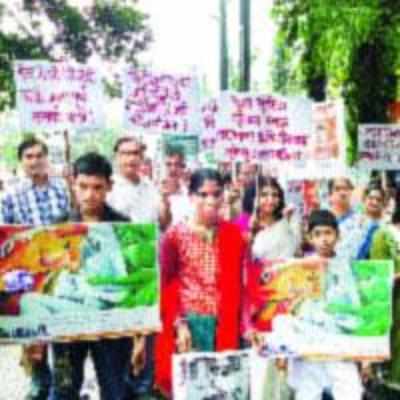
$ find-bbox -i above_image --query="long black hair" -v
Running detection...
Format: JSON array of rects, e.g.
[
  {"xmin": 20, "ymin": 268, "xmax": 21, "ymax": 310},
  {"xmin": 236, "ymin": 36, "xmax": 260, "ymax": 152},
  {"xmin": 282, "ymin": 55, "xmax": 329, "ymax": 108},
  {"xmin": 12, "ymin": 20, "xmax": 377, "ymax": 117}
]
[
  {"xmin": 243, "ymin": 176, "xmax": 285, "ymax": 220},
  {"xmin": 189, "ymin": 168, "xmax": 223, "ymax": 194}
]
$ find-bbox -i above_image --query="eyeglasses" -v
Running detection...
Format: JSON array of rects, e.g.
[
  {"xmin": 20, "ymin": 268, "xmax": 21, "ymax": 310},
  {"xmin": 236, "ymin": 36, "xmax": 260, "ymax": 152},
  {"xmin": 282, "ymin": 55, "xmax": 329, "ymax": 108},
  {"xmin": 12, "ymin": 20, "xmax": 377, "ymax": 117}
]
[
  {"xmin": 196, "ymin": 190, "xmax": 222, "ymax": 199},
  {"xmin": 118, "ymin": 150, "xmax": 142, "ymax": 156}
]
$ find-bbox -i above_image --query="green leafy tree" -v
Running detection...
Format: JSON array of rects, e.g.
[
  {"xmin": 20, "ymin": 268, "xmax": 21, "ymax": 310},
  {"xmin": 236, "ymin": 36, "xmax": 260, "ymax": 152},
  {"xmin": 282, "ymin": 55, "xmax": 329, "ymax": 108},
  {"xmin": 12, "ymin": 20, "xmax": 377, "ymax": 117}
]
[
  {"xmin": 271, "ymin": 0, "xmax": 400, "ymax": 163},
  {"xmin": 0, "ymin": 0, "xmax": 152, "ymax": 110}
]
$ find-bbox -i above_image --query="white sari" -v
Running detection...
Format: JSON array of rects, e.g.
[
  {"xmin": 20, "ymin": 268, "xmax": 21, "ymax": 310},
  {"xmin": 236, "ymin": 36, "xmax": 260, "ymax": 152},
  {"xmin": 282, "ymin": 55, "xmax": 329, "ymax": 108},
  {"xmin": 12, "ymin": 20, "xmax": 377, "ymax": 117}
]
[{"xmin": 251, "ymin": 216, "xmax": 301, "ymax": 400}]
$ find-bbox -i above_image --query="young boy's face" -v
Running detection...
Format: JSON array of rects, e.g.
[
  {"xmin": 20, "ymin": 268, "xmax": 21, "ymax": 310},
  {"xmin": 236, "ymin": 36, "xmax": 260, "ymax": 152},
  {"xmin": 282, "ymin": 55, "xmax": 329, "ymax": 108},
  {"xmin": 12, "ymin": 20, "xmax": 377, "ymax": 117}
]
[
  {"xmin": 309, "ymin": 225, "xmax": 338, "ymax": 257},
  {"xmin": 73, "ymin": 174, "xmax": 111, "ymax": 216}
]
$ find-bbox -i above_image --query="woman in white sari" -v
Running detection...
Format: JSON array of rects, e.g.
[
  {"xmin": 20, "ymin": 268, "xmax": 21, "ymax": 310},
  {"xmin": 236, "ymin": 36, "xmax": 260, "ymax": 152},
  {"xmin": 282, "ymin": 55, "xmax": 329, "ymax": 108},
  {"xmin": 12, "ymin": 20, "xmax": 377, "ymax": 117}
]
[
  {"xmin": 246, "ymin": 176, "xmax": 301, "ymax": 400},
  {"xmin": 251, "ymin": 177, "xmax": 301, "ymax": 260}
]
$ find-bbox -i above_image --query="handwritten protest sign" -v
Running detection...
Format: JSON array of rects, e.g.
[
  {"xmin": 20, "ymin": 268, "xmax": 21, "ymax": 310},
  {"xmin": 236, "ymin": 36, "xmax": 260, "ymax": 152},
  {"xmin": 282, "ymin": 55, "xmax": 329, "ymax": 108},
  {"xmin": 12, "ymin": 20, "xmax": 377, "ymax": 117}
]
[
  {"xmin": 200, "ymin": 98, "xmax": 219, "ymax": 151},
  {"xmin": 123, "ymin": 69, "xmax": 201, "ymax": 134},
  {"xmin": 0, "ymin": 223, "xmax": 159, "ymax": 343},
  {"xmin": 309, "ymin": 100, "xmax": 346, "ymax": 177},
  {"xmin": 358, "ymin": 124, "xmax": 400, "ymax": 169},
  {"xmin": 245, "ymin": 259, "xmax": 393, "ymax": 361},
  {"xmin": 215, "ymin": 92, "xmax": 312, "ymax": 168},
  {"xmin": 173, "ymin": 351, "xmax": 251, "ymax": 400},
  {"xmin": 14, "ymin": 61, "xmax": 105, "ymax": 132}
]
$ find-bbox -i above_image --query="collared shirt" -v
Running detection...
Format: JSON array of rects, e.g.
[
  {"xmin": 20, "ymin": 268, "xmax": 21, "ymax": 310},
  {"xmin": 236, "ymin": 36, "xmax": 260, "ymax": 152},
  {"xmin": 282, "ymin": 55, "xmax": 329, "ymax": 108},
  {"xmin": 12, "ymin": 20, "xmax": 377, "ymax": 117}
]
[
  {"xmin": 0, "ymin": 176, "xmax": 70, "ymax": 226},
  {"xmin": 107, "ymin": 174, "xmax": 159, "ymax": 223}
]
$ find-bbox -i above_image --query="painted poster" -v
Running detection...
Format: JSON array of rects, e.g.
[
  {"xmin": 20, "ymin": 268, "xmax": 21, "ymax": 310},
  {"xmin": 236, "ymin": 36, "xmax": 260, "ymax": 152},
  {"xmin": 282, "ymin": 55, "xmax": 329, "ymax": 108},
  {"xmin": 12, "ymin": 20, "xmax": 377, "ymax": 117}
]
[
  {"xmin": 215, "ymin": 92, "xmax": 312, "ymax": 168},
  {"xmin": 123, "ymin": 69, "xmax": 201, "ymax": 134},
  {"xmin": 309, "ymin": 101, "xmax": 346, "ymax": 177},
  {"xmin": 358, "ymin": 124, "xmax": 400, "ymax": 169},
  {"xmin": 14, "ymin": 61, "xmax": 105, "ymax": 132},
  {"xmin": 0, "ymin": 223, "xmax": 159, "ymax": 343},
  {"xmin": 163, "ymin": 134, "xmax": 199, "ymax": 169},
  {"xmin": 283, "ymin": 180, "xmax": 320, "ymax": 217},
  {"xmin": 245, "ymin": 259, "xmax": 393, "ymax": 361},
  {"xmin": 283, "ymin": 179, "xmax": 329, "ymax": 217},
  {"xmin": 173, "ymin": 351, "xmax": 251, "ymax": 400}
]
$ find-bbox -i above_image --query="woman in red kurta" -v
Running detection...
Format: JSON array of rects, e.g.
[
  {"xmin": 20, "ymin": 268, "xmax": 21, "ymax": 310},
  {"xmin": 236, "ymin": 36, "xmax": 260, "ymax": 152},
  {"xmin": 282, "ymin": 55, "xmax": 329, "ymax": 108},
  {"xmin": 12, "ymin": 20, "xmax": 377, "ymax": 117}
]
[{"xmin": 154, "ymin": 169, "xmax": 245, "ymax": 397}]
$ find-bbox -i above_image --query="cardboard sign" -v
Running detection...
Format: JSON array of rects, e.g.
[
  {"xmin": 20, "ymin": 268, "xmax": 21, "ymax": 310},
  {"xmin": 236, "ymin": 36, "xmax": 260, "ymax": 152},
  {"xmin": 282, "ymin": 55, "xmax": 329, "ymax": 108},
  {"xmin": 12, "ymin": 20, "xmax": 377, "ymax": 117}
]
[
  {"xmin": 309, "ymin": 101, "xmax": 346, "ymax": 177},
  {"xmin": 14, "ymin": 61, "xmax": 105, "ymax": 132},
  {"xmin": 123, "ymin": 69, "xmax": 201, "ymax": 134},
  {"xmin": 215, "ymin": 92, "xmax": 312, "ymax": 168},
  {"xmin": 358, "ymin": 124, "xmax": 400, "ymax": 169}
]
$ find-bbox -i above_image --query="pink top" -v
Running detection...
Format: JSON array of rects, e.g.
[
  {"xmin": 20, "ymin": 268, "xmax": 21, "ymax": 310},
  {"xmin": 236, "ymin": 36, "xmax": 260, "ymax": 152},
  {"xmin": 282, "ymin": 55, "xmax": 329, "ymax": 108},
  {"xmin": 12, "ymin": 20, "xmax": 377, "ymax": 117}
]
[{"xmin": 233, "ymin": 212, "xmax": 251, "ymax": 234}]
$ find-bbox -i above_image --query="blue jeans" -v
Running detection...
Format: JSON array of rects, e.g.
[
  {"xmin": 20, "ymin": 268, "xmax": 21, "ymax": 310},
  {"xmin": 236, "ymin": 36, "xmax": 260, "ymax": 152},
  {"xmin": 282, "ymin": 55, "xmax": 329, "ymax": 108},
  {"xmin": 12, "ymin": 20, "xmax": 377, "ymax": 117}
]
[
  {"xmin": 50, "ymin": 338, "xmax": 132, "ymax": 400},
  {"xmin": 124, "ymin": 335, "xmax": 155, "ymax": 397}
]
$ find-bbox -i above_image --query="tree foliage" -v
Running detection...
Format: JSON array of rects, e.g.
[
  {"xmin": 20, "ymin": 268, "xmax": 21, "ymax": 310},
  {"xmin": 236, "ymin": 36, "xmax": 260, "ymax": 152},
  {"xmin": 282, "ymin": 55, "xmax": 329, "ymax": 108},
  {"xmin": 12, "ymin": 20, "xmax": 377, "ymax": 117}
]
[
  {"xmin": 271, "ymin": 0, "xmax": 400, "ymax": 163},
  {"xmin": 0, "ymin": 0, "xmax": 152, "ymax": 110}
]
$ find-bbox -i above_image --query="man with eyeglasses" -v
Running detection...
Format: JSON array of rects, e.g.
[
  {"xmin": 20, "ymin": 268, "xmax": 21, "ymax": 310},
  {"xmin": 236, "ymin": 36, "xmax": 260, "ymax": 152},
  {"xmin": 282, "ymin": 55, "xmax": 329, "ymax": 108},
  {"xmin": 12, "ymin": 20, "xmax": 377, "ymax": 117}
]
[
  {"xmin": 107, "ymin": 136, "xmax": 168, "ymax": 399},
  {"xmin": 107, "ymin": 137, "xmax": 159, "ymax": 223}
]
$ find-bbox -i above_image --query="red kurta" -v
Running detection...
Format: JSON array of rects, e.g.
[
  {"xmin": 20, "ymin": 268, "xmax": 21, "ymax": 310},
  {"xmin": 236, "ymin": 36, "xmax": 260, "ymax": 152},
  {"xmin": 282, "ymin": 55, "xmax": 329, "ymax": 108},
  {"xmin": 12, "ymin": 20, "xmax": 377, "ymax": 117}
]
[{"xmin": 154, "ymin": 221, "xmax": 245, "ymax": 396}]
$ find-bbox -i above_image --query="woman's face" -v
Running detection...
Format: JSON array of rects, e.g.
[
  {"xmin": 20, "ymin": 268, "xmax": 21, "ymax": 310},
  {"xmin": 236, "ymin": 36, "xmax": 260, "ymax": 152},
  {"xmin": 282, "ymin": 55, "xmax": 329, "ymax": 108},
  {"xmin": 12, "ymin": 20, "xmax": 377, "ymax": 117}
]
[
  {"xmin": 364, "ymin": 189, "xmax": 385, "ymax": 219},
  {"xmin": 258, "ymin": 185, "xmax": 281, "ymax": 217},
  {"xmin": 192, "ymin": 179, "xmax": 223, "ymax": 225}
]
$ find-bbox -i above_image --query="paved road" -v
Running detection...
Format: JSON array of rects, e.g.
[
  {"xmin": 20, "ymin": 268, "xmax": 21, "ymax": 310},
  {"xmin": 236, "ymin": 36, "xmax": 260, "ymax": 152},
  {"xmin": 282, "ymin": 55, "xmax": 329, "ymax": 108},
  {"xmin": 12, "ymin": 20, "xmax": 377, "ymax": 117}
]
[{"xmin": 0, "ymin": 345, "xmax": 99, "ymax": 400}]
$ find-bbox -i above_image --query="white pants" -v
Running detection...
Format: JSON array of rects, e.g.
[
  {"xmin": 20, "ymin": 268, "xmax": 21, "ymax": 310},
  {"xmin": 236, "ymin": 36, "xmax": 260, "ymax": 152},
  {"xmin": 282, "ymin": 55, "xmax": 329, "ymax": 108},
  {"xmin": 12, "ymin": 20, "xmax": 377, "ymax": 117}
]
[{"xmin": 289, "ymin": 360, "xmax": 363, "ymax": 400}]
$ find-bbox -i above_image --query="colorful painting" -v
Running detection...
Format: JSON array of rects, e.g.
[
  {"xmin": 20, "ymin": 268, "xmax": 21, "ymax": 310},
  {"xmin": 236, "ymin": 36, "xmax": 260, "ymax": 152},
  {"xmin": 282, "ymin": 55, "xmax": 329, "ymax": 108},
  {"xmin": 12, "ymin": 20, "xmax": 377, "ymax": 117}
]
[
  {"xmin": 245, "ymin": 259, "xmax": 393, "ymax": 361},
  {"xmin": 0, "ymin": 223, "xmax": 159, "ymax": 343},
  {"xmin": 245, "ymin": 259, "xmax": 322, "ymax": 334}
]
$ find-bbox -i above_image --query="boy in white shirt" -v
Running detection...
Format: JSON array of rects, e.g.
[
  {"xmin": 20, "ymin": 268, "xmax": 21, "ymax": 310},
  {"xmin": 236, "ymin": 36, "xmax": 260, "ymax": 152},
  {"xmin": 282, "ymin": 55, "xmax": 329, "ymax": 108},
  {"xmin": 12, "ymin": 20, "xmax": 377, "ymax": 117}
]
[{"xmin": 290, "ymin": 209, "xmax": 363, "ymax": 400}]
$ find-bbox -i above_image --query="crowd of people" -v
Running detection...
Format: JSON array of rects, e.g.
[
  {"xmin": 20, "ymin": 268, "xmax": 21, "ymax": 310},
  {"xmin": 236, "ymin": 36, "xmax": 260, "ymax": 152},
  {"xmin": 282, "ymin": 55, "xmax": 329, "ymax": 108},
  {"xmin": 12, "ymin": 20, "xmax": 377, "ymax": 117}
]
[{"xmin": 1, "ymin": 134, "xmax": 400, "ymax": 400}]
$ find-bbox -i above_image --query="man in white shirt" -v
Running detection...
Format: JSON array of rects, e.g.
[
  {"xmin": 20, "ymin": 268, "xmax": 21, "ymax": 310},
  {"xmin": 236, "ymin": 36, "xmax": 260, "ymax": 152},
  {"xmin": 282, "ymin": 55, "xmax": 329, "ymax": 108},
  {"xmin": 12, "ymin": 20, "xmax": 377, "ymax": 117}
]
[
  {"xmin": 107, "ymin": 136, "xmax": 166, "ymax": 399},
  {"xmin": 107, "ymin": 137, "xmax": 159, "ymax": 223},
  {"xmin": 162, "ymin": 148, "xmax": 193, "ymax": 225}
]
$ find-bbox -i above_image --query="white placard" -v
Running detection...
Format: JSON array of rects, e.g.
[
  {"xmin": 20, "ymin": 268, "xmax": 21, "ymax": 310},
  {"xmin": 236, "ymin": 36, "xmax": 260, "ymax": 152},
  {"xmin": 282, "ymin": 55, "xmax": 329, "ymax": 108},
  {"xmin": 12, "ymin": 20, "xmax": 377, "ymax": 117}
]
[
  {"xmin": 123, "ymin": 69, "xmax": 201, "ymax": 134},
  {"xmin": 14, "ymin": 61, "xmax": 105, "ymax": 132}
]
